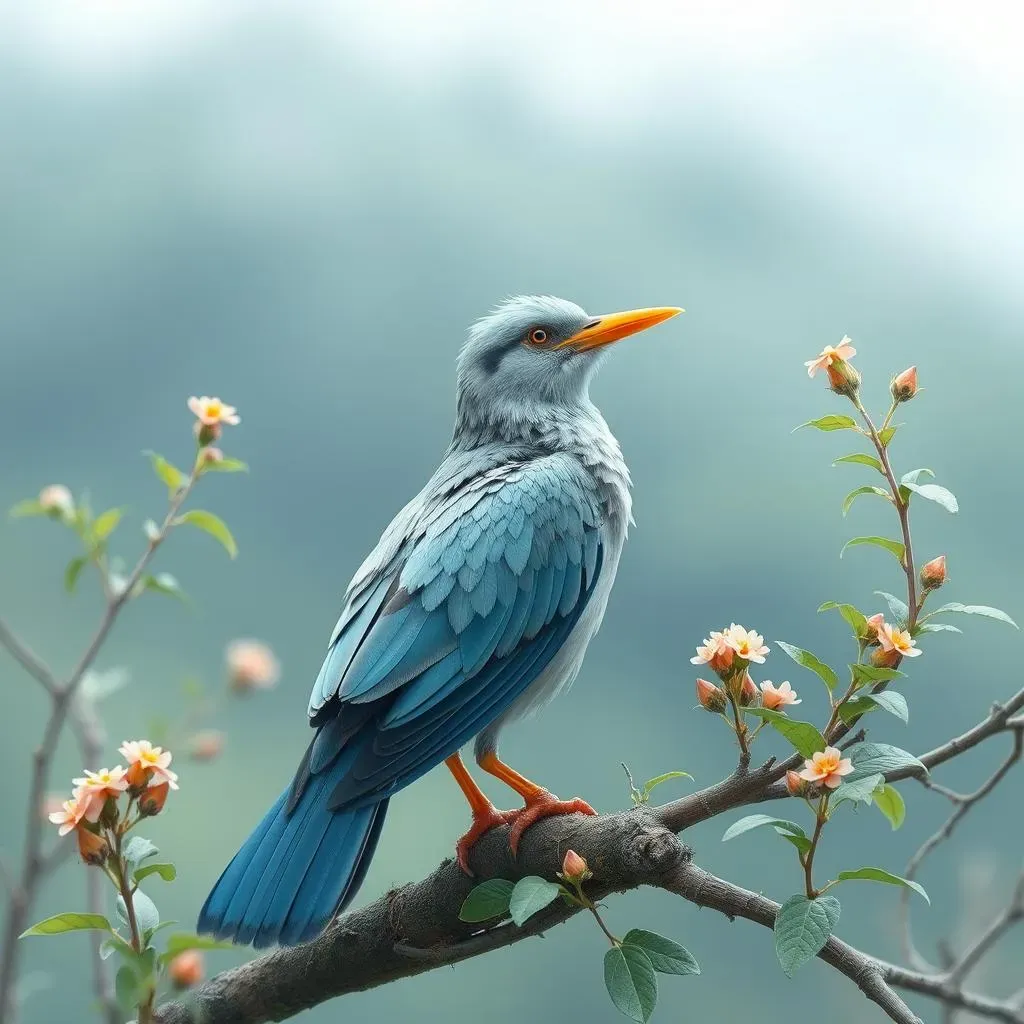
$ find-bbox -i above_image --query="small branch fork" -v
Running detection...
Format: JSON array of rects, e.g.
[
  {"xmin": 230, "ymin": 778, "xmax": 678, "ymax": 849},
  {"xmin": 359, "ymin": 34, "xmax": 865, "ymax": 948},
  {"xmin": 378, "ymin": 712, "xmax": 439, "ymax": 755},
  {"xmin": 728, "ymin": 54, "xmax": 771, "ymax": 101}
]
[{"xmin": 153, "ymin": 683, "xmax": 1024, "ymax": 1024}]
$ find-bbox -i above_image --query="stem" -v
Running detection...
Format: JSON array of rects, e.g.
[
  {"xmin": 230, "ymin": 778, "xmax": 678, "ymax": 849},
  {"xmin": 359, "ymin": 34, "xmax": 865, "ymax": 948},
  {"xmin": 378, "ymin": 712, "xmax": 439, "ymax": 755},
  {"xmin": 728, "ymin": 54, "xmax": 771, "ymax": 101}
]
[
  {"xmin": 588, "ymin": 904, "xmax": 620, "ymax": 947},
  {"xmin": 729, "ymin": 696, "xmax": 750, "ymax": 756},
  {"xmin": 853, "ymin": 397, "xmax": 919, "ymax": 627},
  {"xmin": 0, "ymin": 469, "xmax": 199, "ymax": 1022},
  {"xmin": 112, "ymin": 835, "xmax": 155, "ymax": 1024},
  {"xmin": 803, "ymin": 794, "xmax": 830, "ymax": 899}
]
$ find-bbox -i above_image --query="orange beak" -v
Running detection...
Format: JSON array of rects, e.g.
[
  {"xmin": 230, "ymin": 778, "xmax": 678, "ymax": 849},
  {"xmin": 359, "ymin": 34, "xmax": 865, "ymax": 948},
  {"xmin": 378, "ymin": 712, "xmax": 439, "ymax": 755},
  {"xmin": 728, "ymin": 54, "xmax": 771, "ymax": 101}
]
[{"xmin": 558, "ymin": 306, "xmax": 683, "ymax": 352}]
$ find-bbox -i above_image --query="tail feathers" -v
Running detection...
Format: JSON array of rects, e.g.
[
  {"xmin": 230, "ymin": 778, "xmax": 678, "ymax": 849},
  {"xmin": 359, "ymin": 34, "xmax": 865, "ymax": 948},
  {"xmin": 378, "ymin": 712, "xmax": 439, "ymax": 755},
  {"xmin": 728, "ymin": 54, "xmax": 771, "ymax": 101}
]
[{"xmin": 198, "ymin": 768, "xmax": 388, "ymax": 948}]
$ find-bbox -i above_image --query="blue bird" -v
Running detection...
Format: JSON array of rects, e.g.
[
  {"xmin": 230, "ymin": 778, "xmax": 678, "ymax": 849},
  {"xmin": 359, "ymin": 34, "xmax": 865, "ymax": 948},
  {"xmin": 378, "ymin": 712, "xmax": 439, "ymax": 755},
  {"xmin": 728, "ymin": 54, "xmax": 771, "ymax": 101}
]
[{"xmin": 198, "ymin": 296, "xmax": 682, "ymax": 947}]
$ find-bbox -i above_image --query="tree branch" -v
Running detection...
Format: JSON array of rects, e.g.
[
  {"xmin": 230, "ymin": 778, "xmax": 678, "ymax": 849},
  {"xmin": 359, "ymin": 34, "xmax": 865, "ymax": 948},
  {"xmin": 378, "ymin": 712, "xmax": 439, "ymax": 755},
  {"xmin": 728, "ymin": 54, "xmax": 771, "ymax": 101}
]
[
  {"xmin": 0, "ymin": 617, "xmax": 59, "ymax": 696},
  {"xmin": 155, "ymin": 800, "xmax": 1022, "ymax": 1024}
]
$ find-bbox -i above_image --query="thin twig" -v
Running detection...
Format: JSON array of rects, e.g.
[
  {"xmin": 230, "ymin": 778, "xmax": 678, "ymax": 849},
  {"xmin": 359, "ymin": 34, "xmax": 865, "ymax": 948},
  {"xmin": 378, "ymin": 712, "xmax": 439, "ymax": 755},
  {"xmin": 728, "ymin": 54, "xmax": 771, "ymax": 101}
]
[{"xmin": 0, "ymin": 619, "xmax": 58, "ymax": 696}]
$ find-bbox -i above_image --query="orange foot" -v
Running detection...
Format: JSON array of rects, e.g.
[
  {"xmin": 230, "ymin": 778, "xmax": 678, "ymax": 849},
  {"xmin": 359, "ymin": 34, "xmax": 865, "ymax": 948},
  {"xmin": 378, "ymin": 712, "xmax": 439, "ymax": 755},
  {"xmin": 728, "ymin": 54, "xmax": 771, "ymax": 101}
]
[
  {"xmin": 455, "ymin": 803, "xmax": 518, "ymax": 875},
  {"xmin": 505, "ymin": 792, "xmax": 597, "ymax": 855}
]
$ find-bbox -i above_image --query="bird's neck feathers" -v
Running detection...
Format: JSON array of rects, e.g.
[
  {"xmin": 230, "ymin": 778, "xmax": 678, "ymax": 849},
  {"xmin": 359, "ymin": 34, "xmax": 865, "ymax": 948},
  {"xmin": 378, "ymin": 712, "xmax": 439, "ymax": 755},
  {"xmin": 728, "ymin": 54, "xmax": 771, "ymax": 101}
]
[{"xmin": 451, "ymin": 390, "xmax": 633, "ymax": 523}]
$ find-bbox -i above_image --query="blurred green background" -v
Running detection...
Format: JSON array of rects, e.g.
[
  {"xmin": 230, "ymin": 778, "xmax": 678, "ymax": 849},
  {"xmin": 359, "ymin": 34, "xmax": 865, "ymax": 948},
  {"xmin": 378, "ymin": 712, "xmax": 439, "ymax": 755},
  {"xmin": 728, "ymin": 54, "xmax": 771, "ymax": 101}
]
[{"xmin": 1, "ymin": 3, "xmax": 1022, "ymax": 1021}]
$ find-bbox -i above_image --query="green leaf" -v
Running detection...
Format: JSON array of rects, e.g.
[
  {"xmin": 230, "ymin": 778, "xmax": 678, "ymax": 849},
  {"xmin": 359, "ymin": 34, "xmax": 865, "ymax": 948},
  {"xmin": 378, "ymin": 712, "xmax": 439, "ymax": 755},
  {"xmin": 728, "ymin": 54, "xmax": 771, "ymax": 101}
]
[
  {"xmin": 846, "ymin": 742, "xmax": 925, "ymax": 782},
  {"xmin": 773, "ymin": 641, "xmax": 839, "ymax": 691},
  {"xmin": 878, "ymin": 425, "xmax": 899, "ymax": 447},
  {"xmin": 141, "ymin": 573, "xmax": 187, "ymax": 603},
  {"xmin": 458, "ymin": 879, "xmax": 515, "ymax": 923},
  {"xmin": 916, "ymin": 622, "xmax": 962, "ymax": 634},
  {"xmin": 851, "ymin": 664, "xmax": 904, "ymax": 686},
  {"xmin": 9, "ymin": 499, "xmax": 45, "ymax": 519},
  {"xmin": 160, "ymin": 933, "xmax": 237, "ymax": 961},
  {"xmin": 873, "ymin": 785, "xmax": 906, "ymax": 830},
  {"xmin": 924, "ymin": 603, "xmax": 1019, "ymax": 629},
  {"xmin": 875, "ymin": 590, "xmax": 909, "ymax": 625},
  {"xmin": 123, "ymin": 837, "xmax": 158, "ymax": 871},
  {"xmin": 842, "ymin": 486, "xmax": 891, "ymax": 516},
  {"xmin": 604, "ymin": 945, "xmax": 658, "ymax": 1023},
  {"xmin": 796, "ymin": 414, "xmax": 859, "ymax": 432},
  {"xmin": 903, "ymin": 481, "xmax": 958, "ymax": 514},
  {"xmin": 177, "ymin": 509, "xmax": 237, "ymax": 559},
  {"xmin": 837, "ymin": 697, "xmax": 875, "ymax": 724},
  {"xmin": 92, "ymin": 507, "xmax": 123, "ymax": 543},
  {"xmin": 146, "ymin": 452, "xmax": 187, "ymax": 496},
  {"xmin": 115, "ymin": 964, "xmax": 139, "ymax": 1011},
  {"xmin": 20, "ymin": 913, "xmax": 113, "ymax": 938},
  {"xmin": 64, "ymin": 556, "xmax": 87, "ymax": 593},
  {"xmin": 133, "ymin": 863, "xmax": 176, "ymax": 884},
  {"xmin": 818, "ymin": 601, "xmax": 869, "ymax": 638},
  {"xmin": 743, "ymin": 708, "xmax": 827, "ymax": 758},
  {"xmin": 840, "ymin": 536, "xmax": 905, "ymax": 565},
  {"xmin": 835, "ymin": 867, "xmax": 929, "ymax": 903},
  {"xmin": 833, "ymin": 453, "xmax": 883, "ymax": 473},
  {"xmin": 779, "ymin": 831, "xmax": 814, "ymax": 855},
  {"xmin": 830, "ymin": 773, "xmax": 884, "ymax": 811},
  {"xmin": 117, "ymin": 890, "xmax": 159, "ymax": 936},
  {"xmin": 774, "ymin": 895, "xmax": 841, "ymax": 977},
  {"xmin": 508, "ymin": 876, "xmax": 562, "ymax": 927},
  {"xmin": 863, "ymin": 690, "xmax": 908, "ymax": 724},
  {"xmin": 901, "ymin": 468, "xmax": 935, "ymax": 487},
  {"xmin": 721, "ymin": 814, "xmax": 807, "ymax": 843},
  {"xmin": 201, "ymin": 457, "xmax": 249, "ymax": 473},
  {"xmin": 640, "ymin": 771, "xmax": 693, "ymax": 802},
  {"xmin": 99, "ymin": 935, "xmax": 136, "ymax": 962},
  {"xmin": 622, "ymin": 930, "xmax": 699, "ymax": 976}
]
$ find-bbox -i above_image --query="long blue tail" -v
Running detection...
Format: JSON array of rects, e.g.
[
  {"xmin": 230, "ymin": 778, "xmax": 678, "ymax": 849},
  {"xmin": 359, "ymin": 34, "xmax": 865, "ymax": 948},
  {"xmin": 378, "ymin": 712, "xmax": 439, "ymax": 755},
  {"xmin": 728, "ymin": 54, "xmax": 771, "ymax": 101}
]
[{"xmin": 197, "ymin": 759, "xmax": 388, "ymax": 948}]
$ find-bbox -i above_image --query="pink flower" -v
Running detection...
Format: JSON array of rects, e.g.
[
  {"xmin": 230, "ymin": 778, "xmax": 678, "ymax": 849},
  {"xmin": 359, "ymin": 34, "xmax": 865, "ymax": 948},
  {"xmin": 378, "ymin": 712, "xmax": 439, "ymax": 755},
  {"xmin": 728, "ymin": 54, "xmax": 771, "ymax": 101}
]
[
  {"xmin": 226, "ymin": 639, "xmax": 280, "ymax": 692},
  {"xmin": 690, "ymin": 631, "xmax": 734, "ymax": 674},
  {"xmin": 724, "ymin": 624, "xmax": 770, "ymax": 664},
  {"xmin": 878, "ymin": 622, "xmax": 922, "ymax": 658},
  {"xmin": 188, "ymin": 730, "xmax": 225, "ymax": 762},
  {"xmin": 38, "ymin": 484, "xmax": 74, "ymax": 519},
  {"xmin": 865, "ymin": 613, "xmax": 886, "ymax": 640},
  {"xmin": 805, "ymin": 337, "xmax": 857, "ymax": 377},
  {"xmin": 48, "ymin": 793, "xmax": 92, "ymax": 837},
  {"xmin": 799, "ymin": 747, "xmax": 854, "ymax": 789},
  {"xmin": 187, "ymin": 396, "xmax": 240, "ymax": 427},
  {"xmin": 72, "ymin": 766, "xmax": 129, "ymax": 801},
  {"xmin": 759, "ymin": 680, "xmax": 800, "ymax": 710},
  {"xmin": 118, "ymin": 740, "xmax": 179, "ymax": 790},
  {"xmin": 169, "ymin": 950, "xmax": 204, "ymax": 988},
  {"xmin": 739, "ymin": 671, "xmax": 758, "ymax": 706}
]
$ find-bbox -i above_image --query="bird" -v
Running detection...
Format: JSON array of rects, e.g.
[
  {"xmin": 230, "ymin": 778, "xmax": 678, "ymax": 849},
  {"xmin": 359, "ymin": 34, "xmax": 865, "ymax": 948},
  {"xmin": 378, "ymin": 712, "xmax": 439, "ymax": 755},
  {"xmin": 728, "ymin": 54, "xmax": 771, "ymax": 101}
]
[{"xmin": 197, "ymin": 295, "xmax": 682, "ymax": 948}]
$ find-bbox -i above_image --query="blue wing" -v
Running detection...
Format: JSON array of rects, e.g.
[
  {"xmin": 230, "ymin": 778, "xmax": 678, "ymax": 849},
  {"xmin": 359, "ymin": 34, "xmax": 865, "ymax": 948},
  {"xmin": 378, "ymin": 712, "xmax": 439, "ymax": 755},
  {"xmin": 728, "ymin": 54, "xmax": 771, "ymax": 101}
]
[{"xmin": 291, "ymin": 453, "xmax": 604, "ymax": 812}]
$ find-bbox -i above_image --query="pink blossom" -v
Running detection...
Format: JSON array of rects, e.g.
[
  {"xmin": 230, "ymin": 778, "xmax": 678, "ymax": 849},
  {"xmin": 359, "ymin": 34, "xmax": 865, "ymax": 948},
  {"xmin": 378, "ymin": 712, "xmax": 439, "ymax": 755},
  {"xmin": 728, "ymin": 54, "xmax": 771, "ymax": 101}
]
[
  {"xmin": 805, "ymin": 337, "xmax": 857, "ymax": 377},
  {"xmin": 799, "ymin": 747, "xmax": 854, "ymax": 789},
  {"xmin": 226, "ymin": 639, "xmax": 280, "ymax": 691},
  {"xmin": 759, "ymin": 680, "xmax": 801, "ymax": 710},
  {"xmin": 188, "ymin": 396, "xmax": 240, "ymax": 427},
  {"xmin": 48, "ymin": 793, "xmax": 92, "ymax": 837},
  {"xmin": 38, "ymin": 484, "xmax": 74, "ymax": 519},
  {"xmin": 118, "ymin": 739, "xmax": 179, "ymax": 790},
  {"xmin": 690, "ymin": 630, "xmax": 734, "ymax": 673},
  {"xmin": 878, "ymin": 622, "xmax": 922, "ymax": 658},
  {"xmin": 723, "ymin": 624, "xmax": 770, "ymax": 664}
]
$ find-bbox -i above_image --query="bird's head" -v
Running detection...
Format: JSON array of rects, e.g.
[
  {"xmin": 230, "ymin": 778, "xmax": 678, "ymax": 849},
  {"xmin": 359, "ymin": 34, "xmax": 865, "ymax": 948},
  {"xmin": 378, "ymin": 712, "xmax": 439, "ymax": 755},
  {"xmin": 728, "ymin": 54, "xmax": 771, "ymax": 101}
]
[{"xmin": 455, "ymin": 295, "xmax": 682, "ymax": 436}]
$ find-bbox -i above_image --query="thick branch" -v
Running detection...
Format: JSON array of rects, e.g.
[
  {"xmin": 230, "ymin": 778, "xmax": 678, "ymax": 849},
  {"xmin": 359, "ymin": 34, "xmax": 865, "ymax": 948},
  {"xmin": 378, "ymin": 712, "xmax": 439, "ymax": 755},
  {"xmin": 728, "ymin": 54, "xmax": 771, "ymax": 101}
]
[{"xmin": 155, "ymin": 805, "xmax": 1015, "ymax": 1024}]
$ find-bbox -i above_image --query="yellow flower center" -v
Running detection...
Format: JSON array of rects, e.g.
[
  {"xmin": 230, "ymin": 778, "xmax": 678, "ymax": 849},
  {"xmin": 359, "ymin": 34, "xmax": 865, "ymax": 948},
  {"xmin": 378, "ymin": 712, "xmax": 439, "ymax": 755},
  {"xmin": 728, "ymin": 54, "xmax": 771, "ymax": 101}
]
[{"xmin": 206, "ymin": 402, "xmax": 222, "ymax": 417}]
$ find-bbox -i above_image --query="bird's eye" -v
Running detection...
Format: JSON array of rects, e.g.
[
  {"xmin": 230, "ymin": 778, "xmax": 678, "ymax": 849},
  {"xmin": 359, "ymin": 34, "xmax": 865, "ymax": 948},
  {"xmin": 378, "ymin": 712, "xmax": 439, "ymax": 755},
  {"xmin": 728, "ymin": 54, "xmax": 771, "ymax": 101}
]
[{"xmin": 527, "ymin": 328, "xmax": 548, "ymax": 346}]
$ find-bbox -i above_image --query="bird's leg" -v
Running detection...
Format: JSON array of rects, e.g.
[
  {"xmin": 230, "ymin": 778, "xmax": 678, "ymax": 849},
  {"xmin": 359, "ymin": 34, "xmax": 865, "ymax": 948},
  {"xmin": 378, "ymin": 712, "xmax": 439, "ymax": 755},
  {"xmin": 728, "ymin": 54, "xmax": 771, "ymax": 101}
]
[
  {"xmin": 444, "ymin": 753, "xmax": 517, "ymax": 875},
  {"xmin": 477, "ymin": 752, "xmax": 597, "ymax": 854}
]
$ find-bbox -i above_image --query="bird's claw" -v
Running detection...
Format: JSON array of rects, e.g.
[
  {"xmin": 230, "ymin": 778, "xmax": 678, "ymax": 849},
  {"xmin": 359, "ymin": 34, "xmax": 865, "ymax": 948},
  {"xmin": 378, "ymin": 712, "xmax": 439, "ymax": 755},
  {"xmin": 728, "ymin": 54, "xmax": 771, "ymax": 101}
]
[
  {"xmin": 455, "ymin": 804, "xmax": 518, "ymax": 875},
  {"xmin": 506, "ymin": 792, "xmax": 597, "ymax": 855}
]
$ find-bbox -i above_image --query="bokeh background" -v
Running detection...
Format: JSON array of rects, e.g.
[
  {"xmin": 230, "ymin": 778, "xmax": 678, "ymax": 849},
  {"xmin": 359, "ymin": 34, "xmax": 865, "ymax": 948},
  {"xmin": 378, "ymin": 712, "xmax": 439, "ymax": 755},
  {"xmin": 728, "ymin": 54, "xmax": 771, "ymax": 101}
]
[{"xmin": 2, "ymin": 2, "xmax": 1023, "ymax": 1021}]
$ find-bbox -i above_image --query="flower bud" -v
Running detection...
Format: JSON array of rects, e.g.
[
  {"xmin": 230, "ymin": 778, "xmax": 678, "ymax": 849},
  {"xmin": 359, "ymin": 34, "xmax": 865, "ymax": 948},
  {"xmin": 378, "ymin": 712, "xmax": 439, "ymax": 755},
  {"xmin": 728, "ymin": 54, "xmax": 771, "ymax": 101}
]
[
  {"xmin": 200, "ymin": 446, "xmax": 224, "ymax": 465},
  {"xmin": 168, "ymin": 950, "xmax": 204, "ymax": 989},
  {"xmin": 125, "ymin": 761, "xmax": 152, "ymax": 794},
  {"xmin": 559, "ymin": 849, "xmax": 592, "ymax": 884},
  {"xmin": 826, "ymin": 358, "xmax": 861, "ymax": 398},
  {"xmin": 871, "ymin": 645, "xmax": 901, "ymax": 669},
  {"xmin": 188, "ymin": 730, "xmax": 225, "ymax": 762},
  {"xmin": 785, "ymin": 771, "xmax": 808, "ymax": 797},
  {"xmin": 696, "ymin": 678, "xmax": 727, "ymax": 714},
  {"xmin": 920, "ymin": 555, "xmax": 947, "ymax": 591},
  {"xmin": 193, "ymin": 421, "xmax": 222, "ymax": 447},
  {"xmin": 890, "ymin": 366, "xmax": 918, "ymax": 403},
  {"xmin": 138, "ymin": 782, "xmax": 169, "ymax": 817},
  {"xmin": 738, "ymin": 672, "xmax": 758, "ymax": 707},
  {"xmin": 38, "ymin": 484, "xmax": 75, "ymax": 522},
  {"xmin": 863, "ymin": 612, "xmax": 885, "ymax": 645},
  {"xmin": 75, "ymin": 826, "xmax": 108, "ymax": 866}
]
